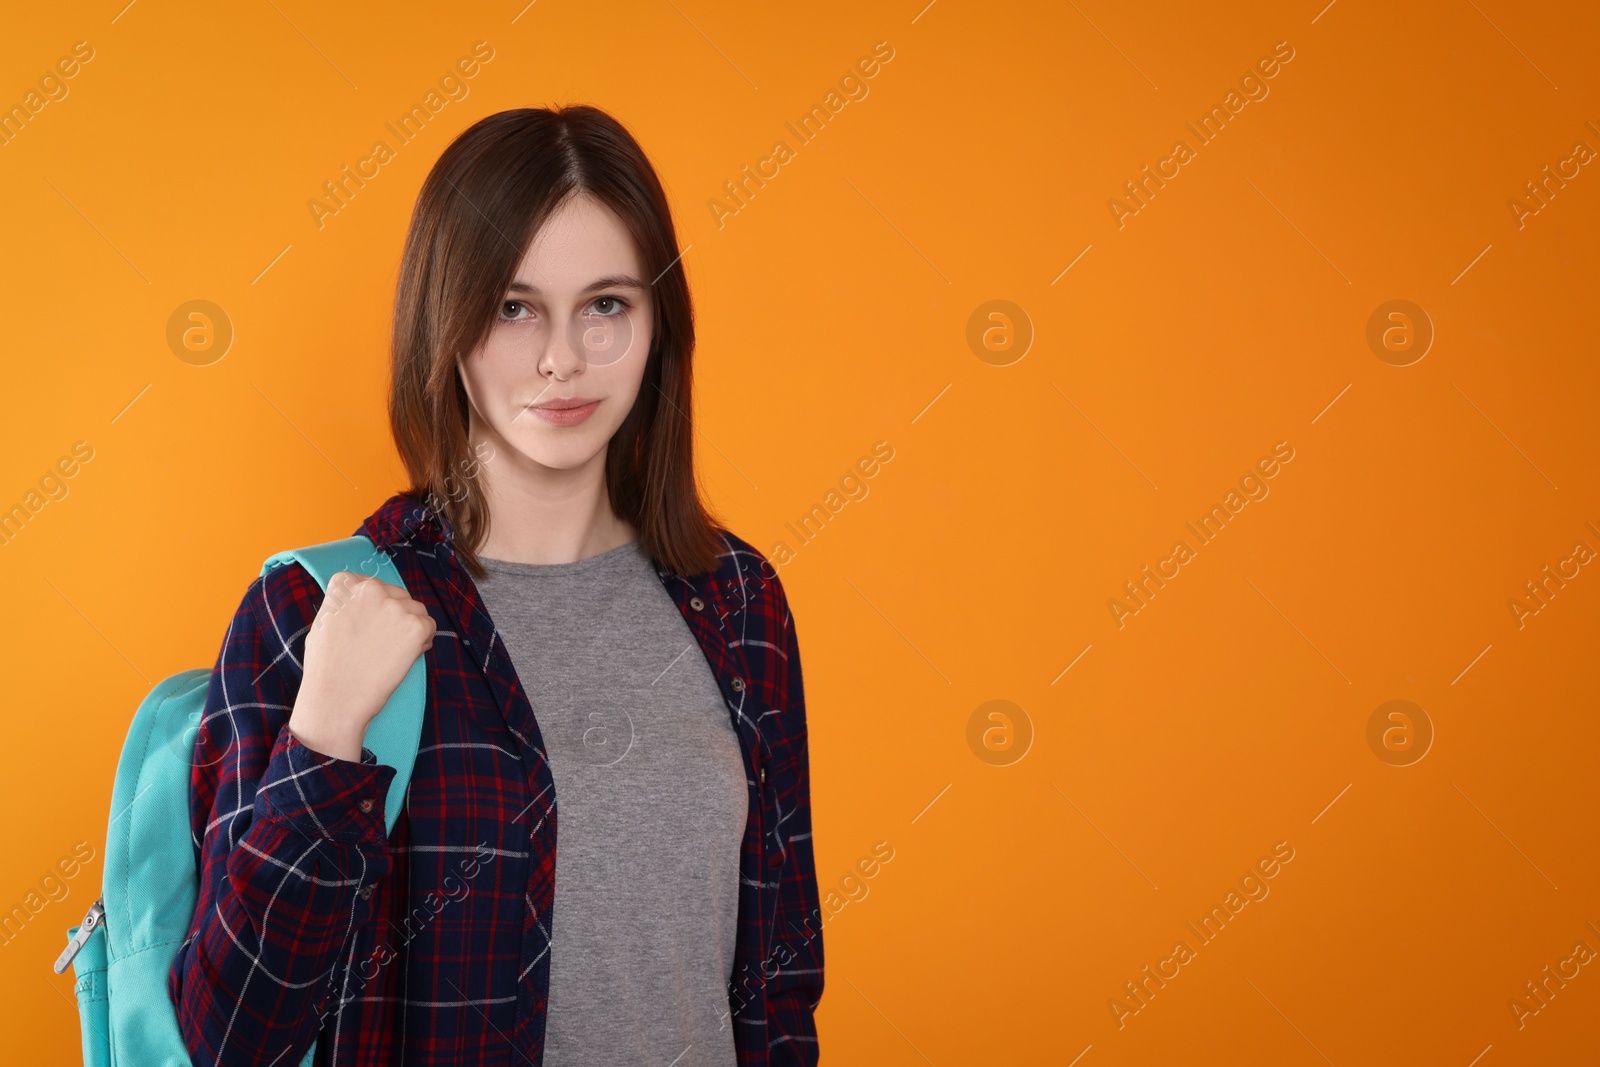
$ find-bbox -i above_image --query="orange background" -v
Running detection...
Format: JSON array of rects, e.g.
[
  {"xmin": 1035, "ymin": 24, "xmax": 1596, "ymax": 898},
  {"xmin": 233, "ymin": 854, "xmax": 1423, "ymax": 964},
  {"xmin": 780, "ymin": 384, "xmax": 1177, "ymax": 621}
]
[{"xmin": 3, "ymin": 0, "xmax": 1598, "ymax": 1063}]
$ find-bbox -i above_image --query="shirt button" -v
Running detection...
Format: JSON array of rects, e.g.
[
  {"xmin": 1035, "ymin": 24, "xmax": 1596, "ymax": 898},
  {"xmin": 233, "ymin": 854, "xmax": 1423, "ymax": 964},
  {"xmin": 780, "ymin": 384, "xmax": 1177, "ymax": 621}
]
[
  {"xmin": 359, "ymin": 885, "xmax": 374, "ymax": 901},
  {"xmin": 358, "ymin": 798, "xmax": 374, "ymax": 814},
  {"xmin": 758, "ymin": 766, "xmax": 767, "ymax": 786},
  {"xmin": 690, "ymin": 596, "xmax": 705, "ymax": 611},
  {"xmin": 731, "ymin": 677, "xmax": 745, "ymax": 692}
]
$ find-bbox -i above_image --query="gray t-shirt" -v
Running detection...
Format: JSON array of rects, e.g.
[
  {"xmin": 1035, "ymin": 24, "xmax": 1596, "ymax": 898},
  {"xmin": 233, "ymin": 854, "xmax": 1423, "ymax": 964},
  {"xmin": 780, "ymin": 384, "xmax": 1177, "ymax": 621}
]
[{"xmin": 473, "ymin": 540, "xmax": 746, "ymax": 1067}]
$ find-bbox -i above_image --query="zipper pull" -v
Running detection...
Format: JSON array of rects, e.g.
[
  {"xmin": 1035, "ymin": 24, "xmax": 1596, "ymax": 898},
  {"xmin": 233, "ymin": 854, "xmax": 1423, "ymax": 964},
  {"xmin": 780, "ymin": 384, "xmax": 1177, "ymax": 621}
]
[{"xmin": 53, "ymin": 897, "xmax": 105, "ymax": 974}]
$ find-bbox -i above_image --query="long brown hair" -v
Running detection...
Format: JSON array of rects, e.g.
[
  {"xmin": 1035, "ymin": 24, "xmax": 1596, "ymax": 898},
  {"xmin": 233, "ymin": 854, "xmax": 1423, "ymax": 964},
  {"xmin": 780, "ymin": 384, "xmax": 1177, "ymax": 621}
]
[{"xmin": 388, "ymin": 105, "xmax": 725, "ymax": 581}]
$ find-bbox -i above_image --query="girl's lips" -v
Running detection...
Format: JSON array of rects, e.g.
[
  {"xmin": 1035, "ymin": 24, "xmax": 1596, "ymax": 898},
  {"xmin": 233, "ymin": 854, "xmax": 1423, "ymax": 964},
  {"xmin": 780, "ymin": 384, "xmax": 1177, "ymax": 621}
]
[{"xmin": 528, "ymin": 399, "xmax": 600, "ymax": 426}]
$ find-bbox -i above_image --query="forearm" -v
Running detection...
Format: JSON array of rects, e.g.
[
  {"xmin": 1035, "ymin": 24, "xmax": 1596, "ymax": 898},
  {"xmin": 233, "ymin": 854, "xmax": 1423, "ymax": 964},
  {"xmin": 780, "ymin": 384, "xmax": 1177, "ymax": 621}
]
[{"xmin": 173, "ymin": 726, "xmax": 394, "ymax": 1064}]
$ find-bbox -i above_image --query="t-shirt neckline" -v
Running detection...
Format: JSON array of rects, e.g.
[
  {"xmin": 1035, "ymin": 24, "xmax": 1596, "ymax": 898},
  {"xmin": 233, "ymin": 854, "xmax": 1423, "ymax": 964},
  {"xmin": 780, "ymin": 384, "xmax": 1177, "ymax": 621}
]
[{"xmin": 478, "ymin": 539, "xmax": 642, "ymax": 578}]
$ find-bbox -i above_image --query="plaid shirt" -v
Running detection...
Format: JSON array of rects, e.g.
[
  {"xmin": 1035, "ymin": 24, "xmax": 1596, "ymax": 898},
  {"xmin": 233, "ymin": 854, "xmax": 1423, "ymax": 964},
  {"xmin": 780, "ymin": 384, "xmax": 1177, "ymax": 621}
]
[{"xmin": 168, "ymin": 492, "xmax": 822, "ymax": 1066}]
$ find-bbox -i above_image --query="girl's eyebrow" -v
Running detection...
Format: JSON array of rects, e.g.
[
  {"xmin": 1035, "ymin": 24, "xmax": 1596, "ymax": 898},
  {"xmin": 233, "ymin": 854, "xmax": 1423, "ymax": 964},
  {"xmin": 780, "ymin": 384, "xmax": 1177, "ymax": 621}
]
[{"xmin": 506, "ymin": 275, "xmax": 646, "ymax": 295}]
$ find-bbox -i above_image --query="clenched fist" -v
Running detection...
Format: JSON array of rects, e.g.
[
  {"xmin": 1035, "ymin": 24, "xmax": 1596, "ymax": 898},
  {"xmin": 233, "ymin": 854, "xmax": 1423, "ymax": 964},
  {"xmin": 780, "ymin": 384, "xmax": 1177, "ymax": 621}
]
[{"xmin": 287, "ymin": 571, "xmax": 435, "ymax": 763}]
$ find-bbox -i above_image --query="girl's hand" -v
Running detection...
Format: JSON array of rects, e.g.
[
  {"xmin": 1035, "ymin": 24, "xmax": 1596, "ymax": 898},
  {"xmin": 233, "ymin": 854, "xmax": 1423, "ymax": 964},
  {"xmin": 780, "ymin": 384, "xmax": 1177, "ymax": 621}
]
[{"xmin": 287, "ymin": 571, "xmax": 435, "ymax": 762}]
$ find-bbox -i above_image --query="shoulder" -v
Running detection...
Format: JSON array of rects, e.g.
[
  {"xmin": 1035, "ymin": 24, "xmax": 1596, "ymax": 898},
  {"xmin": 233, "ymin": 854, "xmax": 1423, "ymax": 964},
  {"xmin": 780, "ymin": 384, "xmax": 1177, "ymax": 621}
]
[
  {"xmin": 704, "ymin": 532, "xmax": 809, "ymax": 733},
  {"xmin": 701, "ymin": 526, "xmax": 792, "ymax": 625},
  {"xmin": 706, "ymin": 527, "xmax": 775, "ymax": 582},
  {"xmin": 244, "ymin": 494, "xmax": 420, "ymax": 637},
  {"xmin": 233, "ymin": 558, "xmax": 326, "ymax": 661}
]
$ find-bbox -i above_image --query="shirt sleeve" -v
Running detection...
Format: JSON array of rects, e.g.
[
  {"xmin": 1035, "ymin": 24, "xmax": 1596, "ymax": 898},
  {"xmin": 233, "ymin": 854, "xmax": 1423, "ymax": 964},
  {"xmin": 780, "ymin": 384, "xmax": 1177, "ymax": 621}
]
[
  {"xmin": 763, "ymin": 582, "xmax": 824, "ymax": 1066},
  {"xmin": 168, "ymin": 565, "xmax": 397, "ymax": 1067}
]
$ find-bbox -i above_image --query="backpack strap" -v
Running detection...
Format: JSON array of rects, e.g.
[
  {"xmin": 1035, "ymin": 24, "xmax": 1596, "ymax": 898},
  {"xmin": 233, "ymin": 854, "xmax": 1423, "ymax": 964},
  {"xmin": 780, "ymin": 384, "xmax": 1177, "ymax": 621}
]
[{"xmin": 261, "ymin": 534, "xmax": 427, "ymax": 836}]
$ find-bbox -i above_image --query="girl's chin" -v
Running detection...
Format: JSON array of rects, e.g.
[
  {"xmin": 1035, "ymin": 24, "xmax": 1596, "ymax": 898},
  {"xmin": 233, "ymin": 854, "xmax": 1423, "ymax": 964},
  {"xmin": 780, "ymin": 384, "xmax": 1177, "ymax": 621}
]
[{"xmin": 504, "ymin": 437, "xmax": 609, "ymax": 472}]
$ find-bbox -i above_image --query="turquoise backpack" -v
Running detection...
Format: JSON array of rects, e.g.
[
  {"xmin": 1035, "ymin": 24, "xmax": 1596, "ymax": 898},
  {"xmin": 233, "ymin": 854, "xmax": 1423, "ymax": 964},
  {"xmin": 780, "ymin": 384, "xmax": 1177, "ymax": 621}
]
[{"xmin": 53, "ymin": 535, "xmax": 429, "ymax": 1067}]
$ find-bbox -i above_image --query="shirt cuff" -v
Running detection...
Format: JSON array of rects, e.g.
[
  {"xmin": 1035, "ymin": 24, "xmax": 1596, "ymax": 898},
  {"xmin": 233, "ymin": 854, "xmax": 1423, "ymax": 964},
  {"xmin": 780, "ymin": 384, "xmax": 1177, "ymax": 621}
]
[{"xmin": 253, "ymin": 725, "xmax": 398, "ymax": 845}]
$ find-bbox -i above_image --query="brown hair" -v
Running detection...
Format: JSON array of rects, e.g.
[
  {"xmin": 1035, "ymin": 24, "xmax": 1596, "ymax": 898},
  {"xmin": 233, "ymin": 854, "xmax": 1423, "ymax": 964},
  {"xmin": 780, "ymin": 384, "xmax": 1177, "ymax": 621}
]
[{"xmin": 388, "ymin": 105, "xmax": 725, "ymax": 581}]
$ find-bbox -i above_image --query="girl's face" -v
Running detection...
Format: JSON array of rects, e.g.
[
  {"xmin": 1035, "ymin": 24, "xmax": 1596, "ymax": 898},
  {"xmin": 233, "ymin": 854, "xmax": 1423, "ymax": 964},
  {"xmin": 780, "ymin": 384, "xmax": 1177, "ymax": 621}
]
[{"xmin": 459, "ymin": 192, "xmax": 654, "ymax": 478}]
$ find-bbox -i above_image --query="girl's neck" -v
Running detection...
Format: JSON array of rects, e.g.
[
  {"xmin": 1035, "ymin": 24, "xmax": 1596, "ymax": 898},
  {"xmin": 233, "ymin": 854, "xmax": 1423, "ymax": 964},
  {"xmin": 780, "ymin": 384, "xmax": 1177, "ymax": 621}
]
[{"xmin": 472, "ymin": 443, "xmax": 637, "ymax": 566}]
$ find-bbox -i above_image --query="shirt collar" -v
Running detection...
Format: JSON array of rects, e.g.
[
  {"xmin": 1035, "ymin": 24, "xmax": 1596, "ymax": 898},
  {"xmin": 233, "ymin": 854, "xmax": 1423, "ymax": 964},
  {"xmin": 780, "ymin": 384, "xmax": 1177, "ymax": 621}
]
[{"xmin": 359, "ymin": 492, "xmax": 454, "ymax": 553}]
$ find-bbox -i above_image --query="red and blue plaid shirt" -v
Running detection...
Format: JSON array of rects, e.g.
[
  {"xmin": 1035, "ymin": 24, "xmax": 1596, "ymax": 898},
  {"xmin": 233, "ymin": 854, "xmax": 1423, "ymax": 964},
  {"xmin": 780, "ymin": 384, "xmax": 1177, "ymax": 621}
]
[{"xmin": 168, "ymin": 492, "xmax": 822, "ymax": 1065}]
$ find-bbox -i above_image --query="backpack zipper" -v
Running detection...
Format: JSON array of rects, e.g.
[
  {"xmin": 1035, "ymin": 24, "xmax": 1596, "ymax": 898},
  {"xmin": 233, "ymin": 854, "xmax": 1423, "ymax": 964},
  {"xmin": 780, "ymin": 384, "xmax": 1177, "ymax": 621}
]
[{"xmin": 53, "ymin": 896, "xmax": 105, "ymax": 974}]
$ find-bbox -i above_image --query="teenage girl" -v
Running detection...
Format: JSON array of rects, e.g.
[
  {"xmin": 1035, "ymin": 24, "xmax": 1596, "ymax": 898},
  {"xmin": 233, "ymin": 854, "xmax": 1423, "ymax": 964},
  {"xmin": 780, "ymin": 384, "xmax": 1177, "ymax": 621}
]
[{"xmin": 170, "ymin": 105, "xmax": 823, "ymax": 1067}]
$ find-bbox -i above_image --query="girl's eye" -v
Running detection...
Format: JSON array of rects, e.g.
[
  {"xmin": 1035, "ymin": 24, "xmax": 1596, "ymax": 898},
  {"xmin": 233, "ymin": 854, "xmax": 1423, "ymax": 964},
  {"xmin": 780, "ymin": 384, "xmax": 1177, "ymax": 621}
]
[
  {"xmin": 591, "ymin": 296, "xmax": 628, "ymax": 316},
  {"xmin": 500, "ymin": 300, "xmax": 531, "ymax": 321}
]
